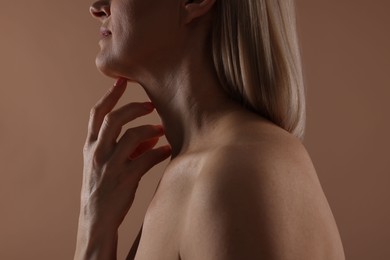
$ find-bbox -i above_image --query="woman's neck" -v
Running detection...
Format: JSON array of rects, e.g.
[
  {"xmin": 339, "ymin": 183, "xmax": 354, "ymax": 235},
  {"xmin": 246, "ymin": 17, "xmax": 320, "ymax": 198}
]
[{"xmin": 130, "ymin": 50, "xmax": 241, "ymax": 158}]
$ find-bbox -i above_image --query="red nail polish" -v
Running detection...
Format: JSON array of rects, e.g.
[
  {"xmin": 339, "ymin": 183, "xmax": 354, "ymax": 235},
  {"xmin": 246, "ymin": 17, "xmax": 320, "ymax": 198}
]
[
  {"xmin": 163, "ymin": 145, "xmax": 172, "ymax": 154},
  {"xmin": 155, "ymin": 125, "xmax": 164, "ymax": 134},
  {"xmin": 143, "ymin": 102, "xmax": 155, "ymax": 110},
  {"xmin": 114, "ymin": 78, "xmax": 127, "ymax": 87}
]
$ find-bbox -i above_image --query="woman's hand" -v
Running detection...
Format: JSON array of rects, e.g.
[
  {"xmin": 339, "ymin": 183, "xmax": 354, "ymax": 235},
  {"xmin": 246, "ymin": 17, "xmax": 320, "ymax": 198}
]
[{"xmin": 75, "ymin": 78, "xmax": 171, "ymax": 260}]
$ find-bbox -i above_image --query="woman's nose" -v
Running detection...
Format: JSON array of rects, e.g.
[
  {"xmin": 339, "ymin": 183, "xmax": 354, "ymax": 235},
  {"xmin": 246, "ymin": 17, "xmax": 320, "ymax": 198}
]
[{"xmin": 90, "ymin": 0, "xmax": 111, "ymax": 20}]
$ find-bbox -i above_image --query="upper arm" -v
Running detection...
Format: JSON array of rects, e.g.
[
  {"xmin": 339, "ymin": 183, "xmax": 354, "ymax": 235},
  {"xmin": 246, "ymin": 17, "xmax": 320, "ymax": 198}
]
[
  {"xmin": 179, "ymin": 141, "xmax": 345, "ymax": 260},
  {"xmin": 179, "ymin": 159, "xmax": 269, "ymax": 259}
]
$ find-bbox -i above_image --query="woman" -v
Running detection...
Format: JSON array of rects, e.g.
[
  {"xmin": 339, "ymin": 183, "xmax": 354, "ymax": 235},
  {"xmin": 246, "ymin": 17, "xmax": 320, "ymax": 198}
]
[{"xmin": 75, "ymin": 0, "xmax": 345, "ymax": 259}]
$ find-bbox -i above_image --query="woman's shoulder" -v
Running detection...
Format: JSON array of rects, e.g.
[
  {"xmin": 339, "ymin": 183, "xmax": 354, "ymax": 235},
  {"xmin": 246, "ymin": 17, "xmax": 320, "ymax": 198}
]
[
  {"xmin": 198, "ymin": 121, "xmax": 319, "ymax": 208},
  {"xmin": 184, "ymin": 117, "xmax": 345, "ymax": 259},
  {"xmin": 198, "ymin": 113, "xmax": 321, "ymax": 210},
  {"xmin": 203, "ymin": 112, "xmax": 312, "ymax": 178}
]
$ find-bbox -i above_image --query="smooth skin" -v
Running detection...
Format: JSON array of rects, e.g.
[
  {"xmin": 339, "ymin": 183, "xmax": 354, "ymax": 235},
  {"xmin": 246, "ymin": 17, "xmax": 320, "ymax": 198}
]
[{"xmin": 74, "ymin": 0, "xmax": 345, "ymax": 259}]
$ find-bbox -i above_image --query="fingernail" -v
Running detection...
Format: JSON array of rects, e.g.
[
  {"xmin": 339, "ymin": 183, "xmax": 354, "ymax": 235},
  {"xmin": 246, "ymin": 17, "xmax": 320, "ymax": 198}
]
[
  {"xmin": 163, "ymin": 145, "xmax": 172, "ymax": 154},
  {"xmin": 143, "ymin": 102, "xmax": 155, "ymax": 110},
  {"xmin": 114, "ymin": 78, "xmax": 127, "ymax": 87},
  {"xmin": 155, "ymin": 125, "xmax": 164, "ymax": 134}
]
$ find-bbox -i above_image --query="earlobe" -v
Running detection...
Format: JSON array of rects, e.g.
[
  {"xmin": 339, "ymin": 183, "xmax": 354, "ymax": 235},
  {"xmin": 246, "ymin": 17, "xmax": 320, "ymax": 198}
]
[{"xmin": 183, "ymin": 0, "xmax": 216, "ymax": 24}]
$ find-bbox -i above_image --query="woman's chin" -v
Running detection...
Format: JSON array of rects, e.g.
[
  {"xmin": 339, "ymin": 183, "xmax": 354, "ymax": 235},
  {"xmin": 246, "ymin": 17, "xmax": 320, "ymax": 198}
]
[
  {"xmin": 95, "ymin": 56, "xmax": 121, "ymax": 79},
  {"xmin": 95, "ymin": 58, "xmax": 139, "ymax": 84}
]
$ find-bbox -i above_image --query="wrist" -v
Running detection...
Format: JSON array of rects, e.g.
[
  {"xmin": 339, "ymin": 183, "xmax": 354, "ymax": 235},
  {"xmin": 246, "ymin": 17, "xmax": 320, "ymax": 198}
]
[{"xmin": 75, "ymin": 216, "xmax": 118, "ymax": 260}]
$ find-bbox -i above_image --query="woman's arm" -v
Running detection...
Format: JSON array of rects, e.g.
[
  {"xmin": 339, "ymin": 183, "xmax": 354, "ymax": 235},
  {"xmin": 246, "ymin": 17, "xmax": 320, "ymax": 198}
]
[
  {"xmin": 74, "ymin": 221, "xmax": 118, "ymax": 260},
  {"xmin": 74, "ymin": 78, "xmax": 171, "ymax": 260}
]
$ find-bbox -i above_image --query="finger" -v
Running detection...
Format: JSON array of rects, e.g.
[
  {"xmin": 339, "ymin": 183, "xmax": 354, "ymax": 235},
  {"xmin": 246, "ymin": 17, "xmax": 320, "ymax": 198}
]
[
  {"xmin": 96, "ymin": 102, "xmax": 155, "ymax": 152},
  {"xmin": 111, "ymin": 125, "xmax": 165, "ymax": 162},
  {"xmin": 129, "ymin": 137, "xmax": 160, "ymax": 160},
  {"xmin": 86, "ymin": 78, "xmax": 127, "ymax": 143},
  {"xmin": 130, "ymin": 145, "xmax": 172, "ymax": 180}
]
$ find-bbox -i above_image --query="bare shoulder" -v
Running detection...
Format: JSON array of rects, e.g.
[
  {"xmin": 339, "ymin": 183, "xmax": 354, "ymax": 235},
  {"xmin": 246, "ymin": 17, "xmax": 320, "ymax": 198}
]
[{"xmin": 179, "ymin": 121, "xmax": 345, "ymax": 260}]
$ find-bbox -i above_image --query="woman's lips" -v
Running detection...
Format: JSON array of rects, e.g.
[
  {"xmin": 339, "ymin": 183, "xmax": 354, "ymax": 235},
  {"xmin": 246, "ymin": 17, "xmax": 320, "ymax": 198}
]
[{"xmin": 100, "ymin": 27, "xmax": 112, "ymax": 37}]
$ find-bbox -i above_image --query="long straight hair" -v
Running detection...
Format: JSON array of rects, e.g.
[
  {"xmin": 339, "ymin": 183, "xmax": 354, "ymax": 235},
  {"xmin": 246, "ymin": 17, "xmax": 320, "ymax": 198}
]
[{"xmin": 211, "ymin": 0, "xmax": 306, "ymax": 140}]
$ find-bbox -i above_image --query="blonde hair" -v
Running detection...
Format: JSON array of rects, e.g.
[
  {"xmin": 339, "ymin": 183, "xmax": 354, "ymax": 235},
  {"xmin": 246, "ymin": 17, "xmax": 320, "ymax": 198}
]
[{"xmin": 211, "ymin": 0, "xmax": 306, "ymax": 140}]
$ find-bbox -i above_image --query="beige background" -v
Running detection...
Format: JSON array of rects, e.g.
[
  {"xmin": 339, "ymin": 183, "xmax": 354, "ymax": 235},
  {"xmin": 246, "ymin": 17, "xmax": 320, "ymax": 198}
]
[{"xmin": 1, "ymin": 0, "xmax": 389, "ymax": 259}]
